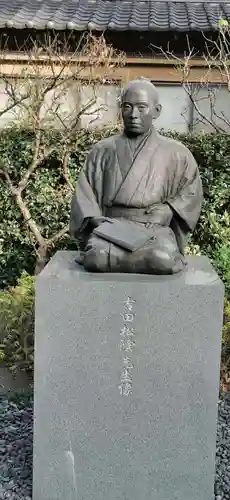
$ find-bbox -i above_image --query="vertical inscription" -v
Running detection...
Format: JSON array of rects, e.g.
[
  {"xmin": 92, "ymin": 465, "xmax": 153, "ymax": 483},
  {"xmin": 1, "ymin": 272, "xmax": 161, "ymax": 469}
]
[{"xmin": 118, "ymin": 297, "xmax": 136, "ymax": 396}]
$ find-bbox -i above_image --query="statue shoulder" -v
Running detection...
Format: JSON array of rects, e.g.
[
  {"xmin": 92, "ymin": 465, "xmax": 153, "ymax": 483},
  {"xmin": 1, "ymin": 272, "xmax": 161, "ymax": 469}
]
[
  {"xmin": 158, "ymin": 134, "xmax": 196, "ymax": 161},
  {"xmin": 89, "ymin": 134, "xmax": 119, "ymax": 156}
]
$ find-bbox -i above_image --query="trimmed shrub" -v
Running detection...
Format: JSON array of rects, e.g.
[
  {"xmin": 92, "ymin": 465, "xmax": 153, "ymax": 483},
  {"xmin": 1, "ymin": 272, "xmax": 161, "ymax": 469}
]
[
  {"xmin": 0, "ymin": 128, "xmax": 113, "ymax": 288},
  {"xmin": 0, "ymin": 128, "xmax": 229, "ymax": 375},
  {"xmin": 167, "ymin": 132, "xmax": 230, "ymax": 295},
  {"xmin": 0, "ymin": 272, "xmax": 34, "ymax": 373},
  {"xmin": 221, "ymin": 299, "xmax": 230, "ymax": 391},
  {"xmin": 0, "ymin": 128, "xmax": 229, "ymax": 294}
]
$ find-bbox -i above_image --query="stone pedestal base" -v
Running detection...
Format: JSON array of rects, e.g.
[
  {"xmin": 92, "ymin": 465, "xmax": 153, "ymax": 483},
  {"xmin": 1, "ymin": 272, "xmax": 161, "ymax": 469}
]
[{"xmin": 33, "ymin": 251, "xmax": 224, "ymax": 500}]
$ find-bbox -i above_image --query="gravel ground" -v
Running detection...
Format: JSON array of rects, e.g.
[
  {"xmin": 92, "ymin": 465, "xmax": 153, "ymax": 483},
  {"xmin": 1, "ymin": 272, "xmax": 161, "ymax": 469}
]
[
  {"xmin": 0, "ymin": 391, "xmax": 33, "ymax": 500},
  {"xmin": 0, "ymin": 391, "xmax": 230, "ymax": 500}
]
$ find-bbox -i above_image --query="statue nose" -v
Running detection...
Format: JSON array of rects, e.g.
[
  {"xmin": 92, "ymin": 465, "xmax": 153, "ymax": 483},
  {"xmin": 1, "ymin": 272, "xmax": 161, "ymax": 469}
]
[{"xmin": 131, "ymin": 107, "xmax": 139, "ymax": 118}]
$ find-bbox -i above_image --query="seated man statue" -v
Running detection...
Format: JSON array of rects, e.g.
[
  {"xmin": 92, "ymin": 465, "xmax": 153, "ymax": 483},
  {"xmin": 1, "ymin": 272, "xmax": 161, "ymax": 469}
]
[{"xmin": 70, "ymin": 78, "xmax": 203, "ymax": 274}]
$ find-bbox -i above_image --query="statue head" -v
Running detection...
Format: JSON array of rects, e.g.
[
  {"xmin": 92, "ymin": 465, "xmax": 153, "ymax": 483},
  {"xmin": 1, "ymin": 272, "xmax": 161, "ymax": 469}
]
[{"xmin": 120, "ymin": 78, "xmax": 162, "ymax": 137}]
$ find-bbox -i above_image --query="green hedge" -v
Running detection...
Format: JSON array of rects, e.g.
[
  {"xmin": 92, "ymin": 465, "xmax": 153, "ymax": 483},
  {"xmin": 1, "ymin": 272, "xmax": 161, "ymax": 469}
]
[
  {"xmin": 0, "ymin": 128, "xmax": 229, "ymax": 294},
  {"xmin": 0, "ymin": 127, "xmax": 229, "ymax": 375},
  {"xmin": 0, "ymin": 272, "xmax": 34, "ymax": 372},
  {"xmin": 168, "ymin": 131, "xmax": 230, "ymax": 296}
]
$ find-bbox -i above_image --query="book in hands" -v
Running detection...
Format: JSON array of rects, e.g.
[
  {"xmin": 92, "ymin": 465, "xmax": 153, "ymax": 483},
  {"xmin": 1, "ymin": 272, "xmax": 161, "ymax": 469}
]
[{"xmin": 93, "ymin": 219, "xmax": 153, "ymax": 252}]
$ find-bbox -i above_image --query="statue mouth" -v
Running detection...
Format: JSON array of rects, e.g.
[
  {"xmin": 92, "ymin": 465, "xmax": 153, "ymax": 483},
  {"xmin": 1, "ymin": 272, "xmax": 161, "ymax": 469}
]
[{"xmin": 128, "ymin": 122, "xmax": 141, "ymax": 128}]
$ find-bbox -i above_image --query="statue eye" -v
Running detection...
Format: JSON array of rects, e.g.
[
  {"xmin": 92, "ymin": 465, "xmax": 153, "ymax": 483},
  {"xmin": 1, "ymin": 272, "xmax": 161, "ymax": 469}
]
[{"xmin": 123, "ymin": 103, "xmax": 131, "ymax": 110}]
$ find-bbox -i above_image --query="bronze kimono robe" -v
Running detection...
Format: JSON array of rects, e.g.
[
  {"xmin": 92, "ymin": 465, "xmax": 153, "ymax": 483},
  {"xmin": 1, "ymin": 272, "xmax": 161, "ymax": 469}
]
[{"xmin": 70, "ymin": 128, "xmax": 203, "ymax": 273}]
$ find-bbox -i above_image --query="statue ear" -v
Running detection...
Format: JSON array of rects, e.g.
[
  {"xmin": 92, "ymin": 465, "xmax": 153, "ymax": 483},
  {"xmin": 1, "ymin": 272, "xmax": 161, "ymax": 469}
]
[{"xmin": 153, "ymin": 103, "xmax": 162, "ymax": 120}]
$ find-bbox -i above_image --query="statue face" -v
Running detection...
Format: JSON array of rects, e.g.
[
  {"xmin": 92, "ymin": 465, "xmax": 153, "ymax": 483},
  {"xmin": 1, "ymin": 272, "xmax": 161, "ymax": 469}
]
[{"xmin": 121, "ymin": 87, "xmax": 159, "ymax": 136}]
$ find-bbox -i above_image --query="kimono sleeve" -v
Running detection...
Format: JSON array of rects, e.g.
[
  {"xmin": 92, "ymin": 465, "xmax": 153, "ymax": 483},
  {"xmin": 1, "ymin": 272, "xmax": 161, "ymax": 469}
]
[
  {"xmin": 167, "ymin": 148, "xmax": 203, "ymax": 232},
  {"xmin": 69, "ymin": 146, "xmax": 104, "ymax": 239}
]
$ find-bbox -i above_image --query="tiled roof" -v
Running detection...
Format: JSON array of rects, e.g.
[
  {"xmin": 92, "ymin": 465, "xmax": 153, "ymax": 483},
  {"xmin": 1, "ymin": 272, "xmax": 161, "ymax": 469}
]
[{"xmin": 0, "ymin": 0, "xmax": 229, "ymax": 32}]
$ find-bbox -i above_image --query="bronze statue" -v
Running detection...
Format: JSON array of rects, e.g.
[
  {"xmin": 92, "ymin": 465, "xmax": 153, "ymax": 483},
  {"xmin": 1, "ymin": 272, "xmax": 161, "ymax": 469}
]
[{"xmin": 70, "ymin": 78, "xmax": 203, "ymax": 274}]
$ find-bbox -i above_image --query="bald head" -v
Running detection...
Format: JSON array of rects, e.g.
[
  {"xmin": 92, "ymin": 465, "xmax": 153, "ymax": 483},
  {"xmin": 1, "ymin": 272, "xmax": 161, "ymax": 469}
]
[
  {"xmin": 121, "ymin": 78, "xmax": 162, "ymax": 137},
  {"xmin": 121, "ymin": 78, "xmax": 159, "ymax": 106}
]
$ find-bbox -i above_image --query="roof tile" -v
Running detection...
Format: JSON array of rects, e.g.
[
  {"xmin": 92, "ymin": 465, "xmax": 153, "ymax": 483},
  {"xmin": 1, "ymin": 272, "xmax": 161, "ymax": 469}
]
[
  {"xmin": 149, "ymin": 2, "xmax": 169, "ymax": 30},
  {"xmin": 168, "ymin": 3, "xmax": 188, "ymax": 29},
  {"xmin": 108, "ymin": 2, "xmax": 131, "ymax": 30},
  {"xmin": 186, "ymin": 3, "xmax": 208, "ymax": 30},
  {"xmin": 129, "ymin": 1, "xmax": 150, "ymax": 31},
  {"xmin": 89, "ymin": 0, "xmax": 113, "ymax": 30},
  {"xmin": 0, "ymin": 0, "xmax": 228, "ymax": 31}
]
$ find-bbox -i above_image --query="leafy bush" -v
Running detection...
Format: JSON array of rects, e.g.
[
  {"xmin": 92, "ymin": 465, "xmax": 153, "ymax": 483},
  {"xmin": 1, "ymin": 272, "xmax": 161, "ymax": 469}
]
[
  {"xmin": 167, "ymin": 132, "xmax": 230, "ymax": 296},
  {"xmin": 0, "ymin": 127, "xmax": 229, "ymax": 374},
  {"xmin": 0, "ymin": 128, "xmax": 229, "ymax": 293},
  {"xmin": 0, "ymin": 272, "xmax": 34, "ymax": 373},
  {"xmin": 223, "ymin": 299, "xmax": 230, "ymax": 356},
  {"xmin": 0, "ymin": 127, "xmax": 115, "ymax": 288},
  {"xmin": 221, "ymin": 299, "xmax": 230, "ymax": 392}
]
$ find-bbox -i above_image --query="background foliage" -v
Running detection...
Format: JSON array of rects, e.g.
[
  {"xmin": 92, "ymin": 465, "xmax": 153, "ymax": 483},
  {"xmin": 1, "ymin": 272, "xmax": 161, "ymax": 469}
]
[
  {"xmin": 0, "ymin": 272, "xmax": 34, "ymax": 372},
  {"xmin": 0, "ymin": 127, "xmax": 229, "ymax": 293},
  {"xmin": 167, "ymin": 131, "xmax": 230, "ymax": 295},
  {"xmin": 0, "ymin": 127, "xmax": 229, "ymax": 380},
  {"xmin": 0, "ymin": 127, "xmax": 113, "ymax": 287}
]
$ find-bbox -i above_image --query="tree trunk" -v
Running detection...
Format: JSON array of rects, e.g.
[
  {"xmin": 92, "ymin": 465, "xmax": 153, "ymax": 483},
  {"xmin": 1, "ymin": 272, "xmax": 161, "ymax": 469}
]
[{"xmin": 35, "ymin": 244, "xmax": 49, "ymax": 275}]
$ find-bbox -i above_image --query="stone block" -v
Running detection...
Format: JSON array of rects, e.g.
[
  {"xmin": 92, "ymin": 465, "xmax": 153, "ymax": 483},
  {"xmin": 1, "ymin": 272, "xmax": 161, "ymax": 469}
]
[{"xmin": 33, "ymin": 251, "xmax": 224, "ymax": 500}]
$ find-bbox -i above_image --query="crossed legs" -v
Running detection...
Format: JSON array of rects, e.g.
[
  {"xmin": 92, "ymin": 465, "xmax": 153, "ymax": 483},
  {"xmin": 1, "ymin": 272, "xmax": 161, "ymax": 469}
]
[{"xmin": 82, "ymin": 226, "xmax": 185, "ymax": 275}]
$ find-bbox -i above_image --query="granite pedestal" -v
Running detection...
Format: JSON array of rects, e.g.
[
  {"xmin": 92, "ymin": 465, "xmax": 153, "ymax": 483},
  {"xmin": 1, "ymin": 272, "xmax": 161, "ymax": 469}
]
[{"xmin": 34, "ymin": 251, "xmax": 224, "ymax": 500}]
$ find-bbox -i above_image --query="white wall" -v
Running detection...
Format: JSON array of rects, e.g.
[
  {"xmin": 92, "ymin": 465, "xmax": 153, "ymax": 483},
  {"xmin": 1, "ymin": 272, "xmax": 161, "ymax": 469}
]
[
  {"xmin": 0, "ymin": 81, "xmax": 120, "ymax": 130},
  {"xmin": 0, "ymin": 79, "xmax": 82, "ymax": 130},
  {"xmin": 0, "ymin": 78, "xmax": 229, "ymax": 133},
  {"xmin": 155, "ymin": 85, "xmax": 190, "ymax": 133},
  {"xmin": 80, "ymin": 84, "xmax": 190, "ymax": 132},
  {"xmin": 80, "ymin": 85, "xmax": 120, "ymax": 128},
  {"xmin": 192, "ymin": 85, "xmax": 230, "ymax": 133},
  {"xmin": 0, "ymin": 81, "xmax": 24, "ymax": 128}
]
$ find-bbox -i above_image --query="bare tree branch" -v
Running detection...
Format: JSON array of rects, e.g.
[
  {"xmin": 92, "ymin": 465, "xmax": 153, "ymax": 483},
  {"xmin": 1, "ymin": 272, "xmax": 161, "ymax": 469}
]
[
  {"xmin": 0, "ymin": 166, "xmax": 45, "ymax": 246},
  {"xmin": 15, "ymin": 192, "xmax": 45, "ymax": 247},
  {"xmin": 62, "ymin": 150, "xmax": 74, "ymax": 191},
  {"xmin": 0, "ymin": 90, "xmax": 29, "ymax": 117},
  {"xmin": 184, "ymin": 86, "xmax": 227, "ymax": 133},
  {"xmin": 18, "ymin": 129, "xmax": 41, "ymax": 193},
  {"xmin": 0, "ymin": 167, "xmax": 17, "ymax": 193},
  {"xmin": 48, "ymin": 224, "xmax": 69, "ymax": 245},
  {"xmin": 0, "ymin": 32, "xmax": 126, "ymax": 272},
  {"xmin": 151, "ymin": 22, "xmax": 230, "ymax": 134}
]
